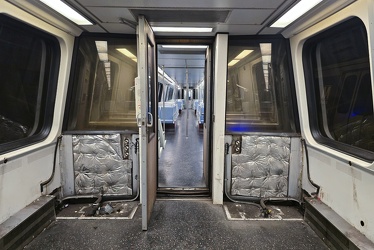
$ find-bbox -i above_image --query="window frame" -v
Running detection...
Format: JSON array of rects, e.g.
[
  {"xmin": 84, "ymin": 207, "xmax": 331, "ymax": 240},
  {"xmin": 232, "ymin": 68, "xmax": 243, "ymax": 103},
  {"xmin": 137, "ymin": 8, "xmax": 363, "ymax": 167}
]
[
  {"xmin": 63, "ymin": 33, "xmax": 138, "ymax": 133},
  {"xmin": 225, "ymin": 35, "xmax": 300, "ymax": 135},
  {"xmin": 302, "ymin": 17, "xmax": 374, "ymax": 161},
  {"xmin": 0, "ymin": 14, "xmax": 60, "ymax": 154}
]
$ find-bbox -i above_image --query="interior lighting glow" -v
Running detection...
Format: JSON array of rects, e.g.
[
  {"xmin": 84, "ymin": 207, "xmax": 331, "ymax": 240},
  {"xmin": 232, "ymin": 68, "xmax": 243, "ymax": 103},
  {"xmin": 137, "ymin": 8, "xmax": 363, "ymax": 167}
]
[
  {"xmin": 162, "ymin": 45, "xmax": 208, "ymax": 49},
  {"xmin": 40, "ymin": 0, "xmax": 92, "ymax": 25},
  {"xmin": 228, "ymin": 59, "xmax": 240, "ymax": 67},
  {"xmin": 117, "ymin": 48, "xmax": 137, "ymax": 62},
  {"xmin": 235, "ymin": 50, "xmax": 253, "ymax": 60},
  {"xmin": 228, "ymin": 50, "xmax": 253, "ymax": 67},
  {"xmin": 95, "ymin": 41, "xmax": 108, "ymax": 61},
  {"xmin": 271, "ymin": 0, "xmax": 323, "ymax": 28},
  {"xmin": 152, "ymin": 27, "xmax": 212, "ymax": 33}
]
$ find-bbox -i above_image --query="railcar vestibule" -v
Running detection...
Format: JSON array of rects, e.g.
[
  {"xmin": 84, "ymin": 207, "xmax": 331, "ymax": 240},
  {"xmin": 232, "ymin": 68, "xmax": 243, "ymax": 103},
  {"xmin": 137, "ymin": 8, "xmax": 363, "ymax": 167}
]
[{"xmin": 1, "ymin": 0, "xmax": 374, "ymax": 249}]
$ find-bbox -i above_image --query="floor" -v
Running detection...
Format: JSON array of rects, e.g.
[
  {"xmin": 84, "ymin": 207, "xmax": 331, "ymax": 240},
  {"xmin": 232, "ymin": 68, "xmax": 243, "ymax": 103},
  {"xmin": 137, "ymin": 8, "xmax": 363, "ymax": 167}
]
[
  {"xmin": 158, "ymin": 109, "xmax": 206, "ymax": 188},
  {"xmin": 25, "ymin": 199, "xmax": 329, "ymax": 250},
  {"xmin": 25, "ymin": 108, "xmax": 329, "ymax": 249}
]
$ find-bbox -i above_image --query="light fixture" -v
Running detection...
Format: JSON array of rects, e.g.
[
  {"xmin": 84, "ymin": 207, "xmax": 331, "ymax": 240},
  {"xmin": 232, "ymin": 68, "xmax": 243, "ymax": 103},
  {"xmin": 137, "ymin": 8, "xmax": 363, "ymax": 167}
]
[
  {"xmin": 161, "ymin": 45, "xmax": 208, "ymax": 49},
  {"xmin": 228, "ymin": 59, "xmax": 240, "ymax": 67},
  {"xmin": 271, "ymin": 0, "xmax": 323, "ymax": 28},
  {"xmin": 95, "ymin": 41, "xmax": 111, "ymax": 89},
  {"xmin": 117, "ymin": 48, "xmax": 137, "ymax": 62},
  {"xmin": 228, "ymin": 50, "xmax": 253, "ymax": 67},
  {"xmin": 40, "ymin": 0, "xmax": 92, "ymax": 25},
  {"xmin": 152, "ymin": 27, "xmax": 212, "ymax": 33},
  {"xmin": 95, "ymin": 41, "xmax": 108, "ymax": 61}
]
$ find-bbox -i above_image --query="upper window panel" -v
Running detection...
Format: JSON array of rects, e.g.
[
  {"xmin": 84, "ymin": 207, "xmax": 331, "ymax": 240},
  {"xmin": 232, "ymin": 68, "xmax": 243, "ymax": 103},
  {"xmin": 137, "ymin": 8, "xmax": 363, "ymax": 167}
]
[
  {"xmin": 0, "ymin": 15, "xmax": 59, "ymax": 153},
  {"xmin": 226, "ymin": 38, "xmax": 298, "ymax": 134},
  {"xmin": 303, "ymin": 17, "xmax": 374, "ymax": 158},
  {"xmin": 65, "ymin": 36, "xmax": 137, "ymax": 131}
]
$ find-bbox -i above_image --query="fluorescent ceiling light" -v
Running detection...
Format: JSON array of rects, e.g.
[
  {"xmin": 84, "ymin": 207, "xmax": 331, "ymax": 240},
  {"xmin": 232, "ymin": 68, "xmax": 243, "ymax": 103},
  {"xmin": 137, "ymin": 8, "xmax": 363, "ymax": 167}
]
[
  {"xmin": 95, "ymin": 41, "xmax": 107, "ymax": 53},
  {"xmin": 228, "ymin": 60, "xmax": 240, "ymax": 67},
  {"xmin": 162, "ymin": 45, "xmax": 208, "ymax": 49},
  {"xmin": 117, "ymin": 48, "xmax": 137, "ymax": 62},
  {"xmin": 40, "ymin": 0, "xmax": 92, "ymax": 25},
  {"xmin": 271, "ymin": 0, "xmax": 323, "ymax": 28},
  {"xmin": 95, "ymin": 41, "xmax": 108, "ymax": 61},
  {"xmin": 228, "ymin": 50, "xmax": 253, "ymax": 67},
  {"xmin": 235, "ymin": 50, "xmax": 253, "ymax": 60},
  {"xmin": 152, "ymin": 27, "xmax": 212, "ymax": 33},
  {"xmin": 98, "ymin": 53, "xmax": 108, "ymax": 62}
]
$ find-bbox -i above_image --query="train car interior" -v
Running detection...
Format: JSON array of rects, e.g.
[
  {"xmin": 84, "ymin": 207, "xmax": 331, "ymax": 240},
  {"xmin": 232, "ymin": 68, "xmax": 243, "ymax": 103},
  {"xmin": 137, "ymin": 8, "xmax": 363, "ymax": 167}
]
[
  {"xmin": 157, "ymin": 44, "xmax": 209, "ymax": 192},
  {"xmin": 1, "ymin": 0, "xmax": 374, "ymax": 249}
]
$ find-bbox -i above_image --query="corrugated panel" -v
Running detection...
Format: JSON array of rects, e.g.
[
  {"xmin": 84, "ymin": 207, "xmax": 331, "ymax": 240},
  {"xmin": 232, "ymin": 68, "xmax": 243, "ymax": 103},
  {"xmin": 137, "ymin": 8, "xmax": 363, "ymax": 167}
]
[
  {"xmin": 73, "ymin": 135, "xmax": 132, "ymax": 195},
  {"xmin": 231, "ymin": 136, "xmax": 290, "ymax": 197}
]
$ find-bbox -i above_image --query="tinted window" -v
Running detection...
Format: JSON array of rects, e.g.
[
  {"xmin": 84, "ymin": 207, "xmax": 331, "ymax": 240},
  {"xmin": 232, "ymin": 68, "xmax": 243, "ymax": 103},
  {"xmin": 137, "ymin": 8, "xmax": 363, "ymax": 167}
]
[
  {"xmin": 226, "ymin": 37, "xmax": 298, "ymax": 133},
  {"xmin": 65, "ymin": 35, "xmax": 137, "ymax": 131},
  {"xmin": 0, "ymin": 15, "xmax": 59, "ymax": 152},
  {"xmin": 303, "ymin": 17, "xmax": 374, "ymax": 159}
]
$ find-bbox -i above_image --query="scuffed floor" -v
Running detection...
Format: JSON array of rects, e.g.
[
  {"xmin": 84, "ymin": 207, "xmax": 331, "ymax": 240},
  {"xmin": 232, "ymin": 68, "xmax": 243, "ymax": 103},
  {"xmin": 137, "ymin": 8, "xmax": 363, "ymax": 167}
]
[
  {"xmin": 158, "ymin": 109, "xmax": 206, "ymax": 188},
  {"xmin": 25, "ymin": 200, "xmax": 329, "ymax": 250}
]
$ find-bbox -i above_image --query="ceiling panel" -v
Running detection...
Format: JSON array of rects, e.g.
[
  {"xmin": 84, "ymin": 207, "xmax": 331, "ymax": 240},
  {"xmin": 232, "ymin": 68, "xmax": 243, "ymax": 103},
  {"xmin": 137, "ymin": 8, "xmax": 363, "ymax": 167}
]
[
  {"xmin": 227, "ymin": 9, "xmax": 275, "ymax": 25},
  {"xmin": 77, "ymin": 0, "xmax": 286, "ymax": 9},
  {"xmin": 80, "ymin": 24, "xmax": 107, "ymax": 33},
  {"xmin": 100, "ymin": 23, "xmax": 136, "ymax": 34},
  {"xmin": 130, "ymin": 9, "xmax": 230, "ymax": 23},
  {"xmin": 215, "ymin": 24, "xmax": 263, "ymax": 35},
  {"xmin": 87, "ymin": 7, "xmax": 136, "ymax": 23},
  {"xmin": 259, "ymin": 27, "xmax": 283, "ymax": 35}
]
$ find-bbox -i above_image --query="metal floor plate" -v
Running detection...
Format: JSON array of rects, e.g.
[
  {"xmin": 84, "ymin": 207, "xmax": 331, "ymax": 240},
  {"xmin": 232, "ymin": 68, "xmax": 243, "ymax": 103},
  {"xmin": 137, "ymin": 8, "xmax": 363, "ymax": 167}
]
[
  {"xmin": 223, "ymin": 201, "xmax": 304, "ymax": 221},
  {"xmin": 57, "ymin": 201, "xmax": 139, "ymax": 220}
]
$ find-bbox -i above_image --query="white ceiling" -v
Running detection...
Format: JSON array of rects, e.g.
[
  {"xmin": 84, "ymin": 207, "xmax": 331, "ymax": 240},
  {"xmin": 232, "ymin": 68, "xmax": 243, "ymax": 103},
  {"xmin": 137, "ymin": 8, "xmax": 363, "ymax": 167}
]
[{"xmin": 67, "ymin": 0, "xmax": 294, "ymax": 35}]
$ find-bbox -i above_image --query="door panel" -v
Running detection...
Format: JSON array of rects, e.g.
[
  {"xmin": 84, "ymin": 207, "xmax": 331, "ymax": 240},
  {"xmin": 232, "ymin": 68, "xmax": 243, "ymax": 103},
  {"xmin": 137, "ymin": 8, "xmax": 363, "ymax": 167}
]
[{"xmin": 137, "ymin": 16, "xmax": 157, "ymax": 230}]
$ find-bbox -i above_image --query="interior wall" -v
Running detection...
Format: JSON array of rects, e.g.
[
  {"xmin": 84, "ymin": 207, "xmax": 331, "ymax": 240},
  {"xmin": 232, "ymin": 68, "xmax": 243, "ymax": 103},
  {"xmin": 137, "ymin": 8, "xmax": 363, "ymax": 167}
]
[
  {"xmin": 289, "ymin": 0, "xmax": 374, "ymax": 241},
  {"xmin": 0, "ymin": 1, "xmax": 75, "ymax": 224},
  {"xmin": 212, "ymin": 33, "xmax": 228, "ymax": 204}
]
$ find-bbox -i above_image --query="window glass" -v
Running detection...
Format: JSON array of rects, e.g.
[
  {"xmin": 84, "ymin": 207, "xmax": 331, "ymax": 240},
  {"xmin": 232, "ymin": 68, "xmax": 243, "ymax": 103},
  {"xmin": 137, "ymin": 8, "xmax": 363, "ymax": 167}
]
[
  {"xmin": 65, "ymin": 36, "xmax": 137, "ymax": 131},
  {"xmin": 0, "ymin": 15, "xmax": 59, "ymax": 152},
  {"xmin": 303, "ymin": 17, "xmax": 374, "ymax": 157},
  {"xmin": 226, "ymin": 38, "xmax": 298, "ymax": 133}
]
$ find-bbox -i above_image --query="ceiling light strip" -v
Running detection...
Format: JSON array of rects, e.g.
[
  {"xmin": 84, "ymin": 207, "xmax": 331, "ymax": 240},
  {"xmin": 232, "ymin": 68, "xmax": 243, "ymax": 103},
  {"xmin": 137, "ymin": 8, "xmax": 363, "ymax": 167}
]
[
  {"xmin": 271, "ymin": 0, "xmax": 323, "ymax": 28},
  {"xmin": 40, "ymin": 0, "xmax": 92, "ymax": 25}
]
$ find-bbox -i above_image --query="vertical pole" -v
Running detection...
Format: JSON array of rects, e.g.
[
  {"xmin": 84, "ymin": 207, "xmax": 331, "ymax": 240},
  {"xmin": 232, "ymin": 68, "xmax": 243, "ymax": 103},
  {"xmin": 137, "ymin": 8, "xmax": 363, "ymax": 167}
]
[
  {"xmin": 162, "ymin": 65, "xmax": 166, "ymax": 133},
  {"xmin": 185, "ymin": 64, "xmax": 189, "ymax": 138}
]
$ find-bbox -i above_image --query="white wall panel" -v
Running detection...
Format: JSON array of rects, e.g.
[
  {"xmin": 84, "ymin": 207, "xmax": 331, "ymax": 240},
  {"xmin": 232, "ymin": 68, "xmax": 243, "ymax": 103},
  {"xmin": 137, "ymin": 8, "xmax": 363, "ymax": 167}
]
[
  {"xmin": 0, "ymin": 1, "xmax": 74, "ymax": 224},
  {"xmin": 289, "ymin": 0, "xmax": 374, "ymax": 241}
]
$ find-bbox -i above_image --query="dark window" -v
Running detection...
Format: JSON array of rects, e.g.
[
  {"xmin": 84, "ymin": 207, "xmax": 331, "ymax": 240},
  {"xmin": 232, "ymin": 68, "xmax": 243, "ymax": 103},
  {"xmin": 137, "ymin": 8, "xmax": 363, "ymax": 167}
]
[
  {"xmin": 0, "ymin": 15, "xmax": 60, "ymax": 153},
  {"xmin": 64, "ymin": 35, "xmax": 137, "ymax": 131},
  {"xmin": 226, "ymin": 37, "xmax": 298, "ymax": 133},
  {"xmin": 303, "ymin": 17, "xmax": 374, "ymax": 160}
]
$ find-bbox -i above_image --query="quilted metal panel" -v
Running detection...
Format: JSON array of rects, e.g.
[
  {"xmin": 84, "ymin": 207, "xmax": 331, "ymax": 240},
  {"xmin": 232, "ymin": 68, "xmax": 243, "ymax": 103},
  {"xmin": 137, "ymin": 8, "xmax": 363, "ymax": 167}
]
[
  {"xmin": 231, "ymin": 136, "xmax": 290, "ymax": 197},
  {"xmin": 73, "ymin": 135, "xmax": 132, "ymax": 195}
]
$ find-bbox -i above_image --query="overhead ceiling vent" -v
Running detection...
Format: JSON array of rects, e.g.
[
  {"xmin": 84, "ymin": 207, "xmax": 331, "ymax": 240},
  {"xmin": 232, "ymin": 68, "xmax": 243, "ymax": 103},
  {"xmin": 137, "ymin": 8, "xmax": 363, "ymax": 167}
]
[{"xmin": 130, "ymin": 9, "xmax": 230, "ymax": 23}]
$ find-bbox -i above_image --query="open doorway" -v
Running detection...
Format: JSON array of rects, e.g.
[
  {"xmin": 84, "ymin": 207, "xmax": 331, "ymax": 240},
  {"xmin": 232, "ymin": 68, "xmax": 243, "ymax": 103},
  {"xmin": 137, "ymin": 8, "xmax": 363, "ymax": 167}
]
[{"xmin": 157, "ymin": 44, "xmax": 211, "ymax": 195}]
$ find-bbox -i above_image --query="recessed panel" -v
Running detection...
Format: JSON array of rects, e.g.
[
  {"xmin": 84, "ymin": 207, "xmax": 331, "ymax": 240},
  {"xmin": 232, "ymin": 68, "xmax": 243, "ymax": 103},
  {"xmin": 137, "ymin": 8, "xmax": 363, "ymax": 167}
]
[
  {"xmin": 130, "ymin": 9, "xmax": 230, "ymax": 23},
  {"xmin": 227, "ymin": 9, "xmax": 275, "ymax": 25},
  {"xmin": 77, "ymin": 0, "xmax": 285, "ymax": 9}
]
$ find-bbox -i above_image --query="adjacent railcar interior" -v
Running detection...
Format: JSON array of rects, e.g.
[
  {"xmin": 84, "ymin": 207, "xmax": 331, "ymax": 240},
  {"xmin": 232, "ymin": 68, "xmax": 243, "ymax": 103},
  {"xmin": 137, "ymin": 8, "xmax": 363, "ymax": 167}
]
[{"xmin": 1, "ymin": 0, "xmax": 374, "ymax": 249}]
